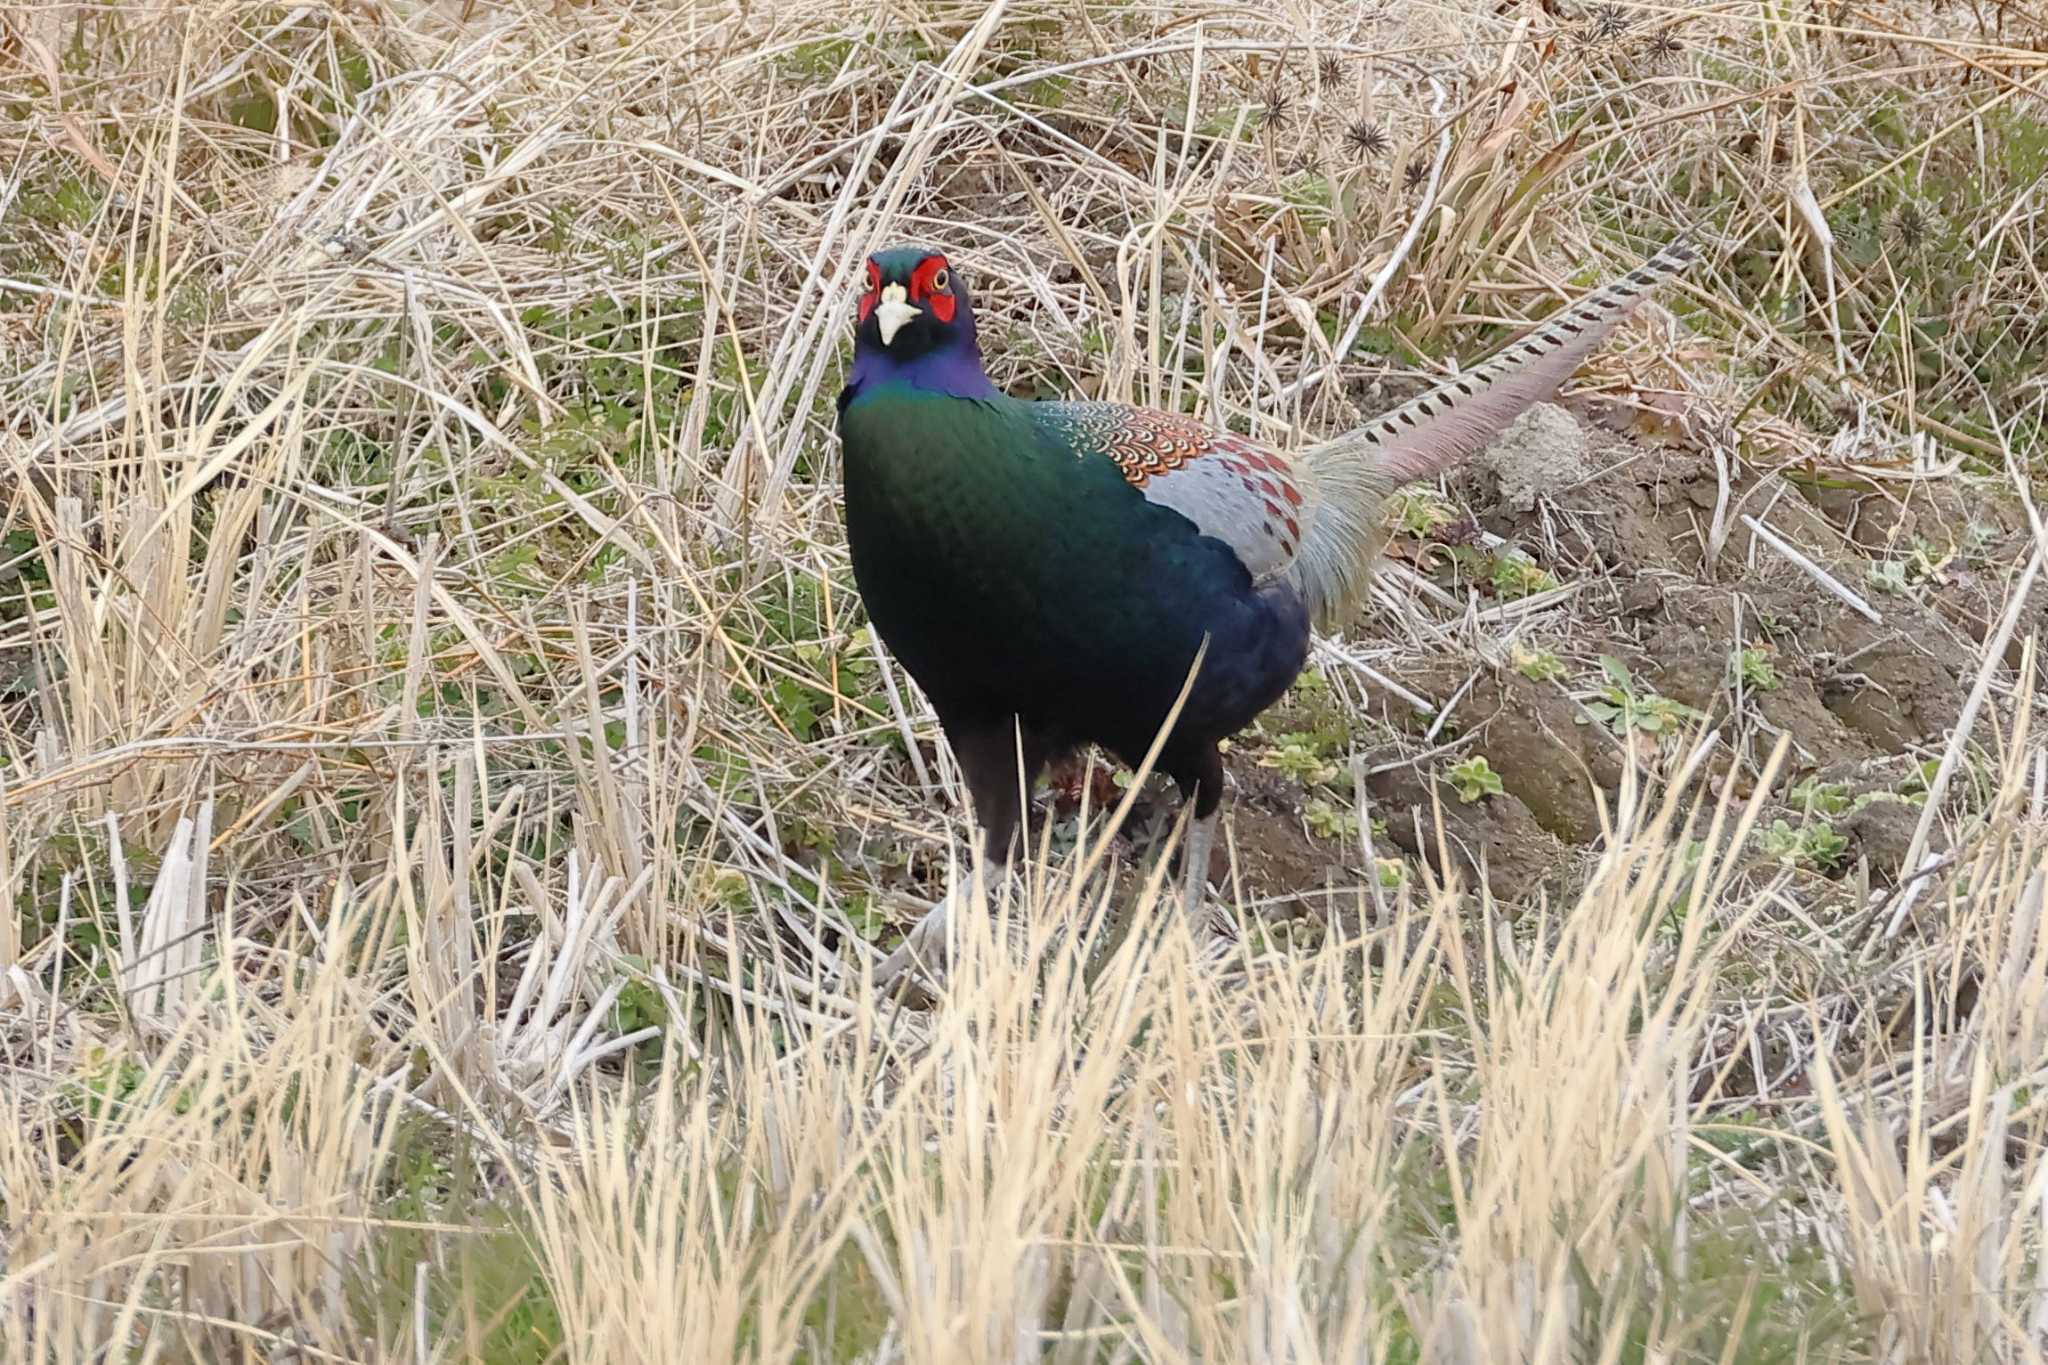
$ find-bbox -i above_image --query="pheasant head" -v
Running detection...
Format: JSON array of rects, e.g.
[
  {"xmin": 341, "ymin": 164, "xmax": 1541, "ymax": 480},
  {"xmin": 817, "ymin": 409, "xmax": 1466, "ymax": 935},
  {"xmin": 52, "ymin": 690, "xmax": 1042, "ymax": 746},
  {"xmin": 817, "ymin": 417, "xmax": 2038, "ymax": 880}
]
[{"xmin": 849, "ymin": 247, "xmax": 996, "ymax": 398}]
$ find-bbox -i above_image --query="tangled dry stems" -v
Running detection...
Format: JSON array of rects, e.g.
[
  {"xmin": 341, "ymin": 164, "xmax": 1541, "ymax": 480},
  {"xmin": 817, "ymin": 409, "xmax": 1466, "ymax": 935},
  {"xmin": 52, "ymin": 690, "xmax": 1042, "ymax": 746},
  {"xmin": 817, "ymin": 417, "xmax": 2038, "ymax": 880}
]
[{"xmin": 1, "ymin": 0, "xmax": 2047, "ymax": 1359}]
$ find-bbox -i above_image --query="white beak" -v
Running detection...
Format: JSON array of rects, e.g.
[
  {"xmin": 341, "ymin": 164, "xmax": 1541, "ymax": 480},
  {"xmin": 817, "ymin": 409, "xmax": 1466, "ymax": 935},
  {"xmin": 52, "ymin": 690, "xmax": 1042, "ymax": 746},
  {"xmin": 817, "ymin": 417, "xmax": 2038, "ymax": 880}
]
[{"xmin": 874, "ymin": 283, "xmax": 918, "ymax": 347}]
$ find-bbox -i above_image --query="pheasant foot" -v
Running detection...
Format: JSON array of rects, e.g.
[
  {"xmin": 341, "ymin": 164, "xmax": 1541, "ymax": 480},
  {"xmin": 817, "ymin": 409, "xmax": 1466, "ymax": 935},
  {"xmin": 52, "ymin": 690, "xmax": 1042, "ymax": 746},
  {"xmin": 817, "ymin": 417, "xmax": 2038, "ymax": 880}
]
[{"xmin": 871, "ymin": 878, "xmax": 984, "ymax": 1007}]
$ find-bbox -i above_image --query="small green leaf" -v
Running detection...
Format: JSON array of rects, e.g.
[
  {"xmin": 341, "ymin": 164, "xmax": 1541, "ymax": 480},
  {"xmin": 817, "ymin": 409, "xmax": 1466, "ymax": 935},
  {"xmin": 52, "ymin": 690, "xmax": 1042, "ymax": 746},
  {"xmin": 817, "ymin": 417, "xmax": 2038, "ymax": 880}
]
[{"xmin": 1447, "ymin": 756, "xmax": 1505, "ymax": 803}]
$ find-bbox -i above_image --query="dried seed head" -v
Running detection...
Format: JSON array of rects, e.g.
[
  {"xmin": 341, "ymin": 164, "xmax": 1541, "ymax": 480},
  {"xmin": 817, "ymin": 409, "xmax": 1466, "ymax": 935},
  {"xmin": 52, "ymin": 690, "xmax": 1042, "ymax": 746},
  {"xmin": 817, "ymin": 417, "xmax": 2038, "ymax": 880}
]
[
  {"xmin": 1890, "ymin": 202, "xmax": 1931, "ymax": 251},
  {"xmin": 1318, "ymin": 53, "xmax": 1346, "ymax": 90},
  {"xmin": 1643, "ymin": 29, "xmax": 1683, "ymax": 61},
  {"xmin": 1345, "ymin": 119, "xmax": 1391, "ymax": 158},
  {"xmin": 1584, "ymin": 3, "xmax": 1632, "ymax": 43},
  {"xmin": 1262, "ymin": 85, "xmax": 1292, "ymax": 132},
  {"xmin": 1404, "ymin": 155, "xmax": 1431, "ymax": 192}
]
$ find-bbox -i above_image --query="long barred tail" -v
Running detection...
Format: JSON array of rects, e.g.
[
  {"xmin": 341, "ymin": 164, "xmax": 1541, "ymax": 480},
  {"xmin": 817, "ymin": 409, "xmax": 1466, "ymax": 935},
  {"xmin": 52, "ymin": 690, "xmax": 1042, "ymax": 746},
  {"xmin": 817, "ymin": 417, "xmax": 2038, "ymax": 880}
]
[{"xmin": 1289, "ymin": 234, "xmax": 1700, "ymax": 627}]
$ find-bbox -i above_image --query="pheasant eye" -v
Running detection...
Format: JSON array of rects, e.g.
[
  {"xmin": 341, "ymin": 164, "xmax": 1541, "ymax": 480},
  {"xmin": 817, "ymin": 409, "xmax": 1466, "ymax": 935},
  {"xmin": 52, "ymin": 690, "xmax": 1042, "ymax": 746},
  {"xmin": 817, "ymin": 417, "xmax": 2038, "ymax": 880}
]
[
  {"xmin": 932, "ymin": 268, "xmax": 950, "ymax": 291},
  {"xmin": 859, "ymin": 261, "xmax": 880, "ymax": 323}
]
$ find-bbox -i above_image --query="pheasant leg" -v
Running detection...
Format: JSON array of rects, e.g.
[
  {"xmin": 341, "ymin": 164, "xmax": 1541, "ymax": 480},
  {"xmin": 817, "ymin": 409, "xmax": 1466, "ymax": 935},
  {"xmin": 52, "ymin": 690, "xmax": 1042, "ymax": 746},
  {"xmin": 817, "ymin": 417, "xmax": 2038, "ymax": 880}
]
[{"xmin": 1179, "ymin": 806, "xmax": 1220, "ymax": 926}]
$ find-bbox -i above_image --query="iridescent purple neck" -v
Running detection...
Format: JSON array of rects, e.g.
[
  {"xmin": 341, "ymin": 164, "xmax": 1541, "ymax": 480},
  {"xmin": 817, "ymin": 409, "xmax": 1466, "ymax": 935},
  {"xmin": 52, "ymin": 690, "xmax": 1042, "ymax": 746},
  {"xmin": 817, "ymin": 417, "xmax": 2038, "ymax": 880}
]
[{"xmin": 848, "ymin": 338, "xmax": 999, "ymax": 400}]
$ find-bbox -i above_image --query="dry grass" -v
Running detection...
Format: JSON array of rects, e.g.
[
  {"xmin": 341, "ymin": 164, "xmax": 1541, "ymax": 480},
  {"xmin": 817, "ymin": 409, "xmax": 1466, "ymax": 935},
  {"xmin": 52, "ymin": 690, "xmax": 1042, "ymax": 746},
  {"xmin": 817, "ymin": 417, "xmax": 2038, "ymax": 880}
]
[{"xmin": 3, "ymin": 0, "xmax": 2048, "ymax": 1359}]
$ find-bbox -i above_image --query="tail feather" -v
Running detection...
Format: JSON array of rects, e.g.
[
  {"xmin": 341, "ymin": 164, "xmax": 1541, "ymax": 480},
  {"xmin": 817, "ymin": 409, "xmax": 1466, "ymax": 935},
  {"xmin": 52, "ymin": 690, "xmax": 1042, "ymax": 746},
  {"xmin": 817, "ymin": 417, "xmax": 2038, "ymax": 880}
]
[{"xmin": 1290, "ymin": 235, "xmax": 1699, "ymax": 626}]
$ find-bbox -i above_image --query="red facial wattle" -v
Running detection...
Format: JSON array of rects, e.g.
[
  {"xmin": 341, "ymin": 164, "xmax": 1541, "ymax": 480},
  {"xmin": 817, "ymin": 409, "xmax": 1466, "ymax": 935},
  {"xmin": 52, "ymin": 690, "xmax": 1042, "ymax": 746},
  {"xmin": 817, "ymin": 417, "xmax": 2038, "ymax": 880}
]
[
  {"xmin": 910, "ymin": 257, "xmax": 956, "ymax": 323},
  {"xmin": 858, "ymin": 261, "xmax": 879, "ymax": 324}
]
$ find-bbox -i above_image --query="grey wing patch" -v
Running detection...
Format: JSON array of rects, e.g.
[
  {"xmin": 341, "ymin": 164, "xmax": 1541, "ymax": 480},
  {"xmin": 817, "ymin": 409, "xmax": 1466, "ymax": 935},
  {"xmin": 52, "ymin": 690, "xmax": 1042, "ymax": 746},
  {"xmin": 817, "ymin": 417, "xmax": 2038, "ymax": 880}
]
[
  {"xmin": 1140, "ymin": 448, "xmax": 1304, "ymax": 581},
  {"xmin": 1037, "ymin": 401, "xmax": 1311, "ymax": 581}
]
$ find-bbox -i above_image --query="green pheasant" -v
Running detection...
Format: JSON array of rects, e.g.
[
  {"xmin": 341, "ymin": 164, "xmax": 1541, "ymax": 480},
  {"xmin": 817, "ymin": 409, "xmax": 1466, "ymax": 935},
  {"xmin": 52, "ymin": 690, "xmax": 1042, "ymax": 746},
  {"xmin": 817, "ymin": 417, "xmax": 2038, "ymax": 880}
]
[{"xmin": 839, "ymin": 240, "xmax": 1697, "ymax": 991}]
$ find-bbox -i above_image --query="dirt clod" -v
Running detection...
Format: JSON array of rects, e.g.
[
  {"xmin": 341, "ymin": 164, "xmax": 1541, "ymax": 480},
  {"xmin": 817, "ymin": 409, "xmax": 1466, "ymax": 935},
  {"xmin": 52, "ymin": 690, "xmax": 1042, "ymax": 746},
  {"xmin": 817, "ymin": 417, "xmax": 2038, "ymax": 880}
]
[
  {"xmin": 1471, "ymin": 403, "xmax": 1594, "ymax": 514},
  {"xmin": 1366, "ymin": 762, "xmax": 1572, "ymax": 901},
  {"xmin": 1462, "ymin": 674, "xmax": 1608, "ymax": 844},
  {"xmin": 1841, "ymin": 796, "xmax": 1926, "ymax": 876}
]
